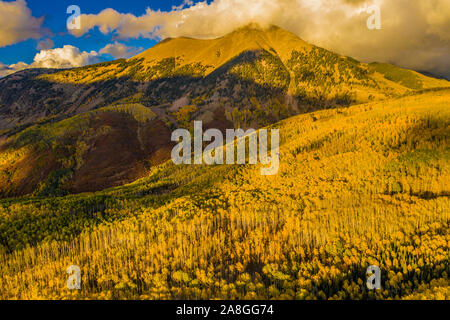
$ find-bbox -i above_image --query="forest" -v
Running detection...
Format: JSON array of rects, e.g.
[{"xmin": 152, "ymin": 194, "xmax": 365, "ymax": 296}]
[{"xmin": 0, "ymin": 89, "xmax": 448, "ymax": 300}]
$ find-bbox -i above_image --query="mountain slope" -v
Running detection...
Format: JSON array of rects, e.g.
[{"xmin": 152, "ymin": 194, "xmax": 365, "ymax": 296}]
[
  {"xmin": 0, "ymin": 104, "xmax": 172, "ymax": 197},
  {"xmin": 0, "ymin": 89, "xmax": 448, "ymax": 299},
  {"xmin": 369, "ymin": 62, "xmax": 450, "ymax": 90}
]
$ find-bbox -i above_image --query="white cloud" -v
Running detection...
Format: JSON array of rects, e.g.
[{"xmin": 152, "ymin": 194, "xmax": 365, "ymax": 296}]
[
  {"xmin": 68, "ymin": 0, "xmax": 450, "ymax": 77},
  {"xmin": 0, "ymin": 41, "xmax": 145, "ymax": 77},
  {"xmin": 32, "ymin": 45, "xmax": 101, "ymax": 69},
  {"xmin": 172, "ymin": 0, "xmax": 194, "ymax": 11},
  {"xmin": 0, "ymin": 45, "xmax": 103, "ymax": 77},
  {"xmin": 99, "ymin": 42, "xmax": 144, "ymax": 59},
  {"xmin": 0, "ymin": 0, "xmax": 44, "ymax": 47}
]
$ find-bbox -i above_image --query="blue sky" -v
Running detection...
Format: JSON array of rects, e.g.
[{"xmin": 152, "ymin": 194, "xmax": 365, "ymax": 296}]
[{"xmin": 0, "ymin": 0, "xmax": 204, "ymax": 65}]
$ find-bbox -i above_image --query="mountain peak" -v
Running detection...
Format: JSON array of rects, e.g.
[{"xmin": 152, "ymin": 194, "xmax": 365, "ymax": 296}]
[
  {"xmin": 229, "ymin": 23, "xmax": 285, "ymax": 33},
  {"xmin": 230, "ymin": 22, "xmax": 270, "ymax": 33},
  {"xmin": 135, "ymin": 24, "xmax": 309, "ymax": 70},
  {"xmin": 218, "ymin": 23, "xmax": 304, "ymax": 44}
]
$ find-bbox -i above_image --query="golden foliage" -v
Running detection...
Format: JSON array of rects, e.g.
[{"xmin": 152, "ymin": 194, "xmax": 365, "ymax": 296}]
[{"xmin": 0, "ymin": 90, "xmax": 449, "ymax": 300}]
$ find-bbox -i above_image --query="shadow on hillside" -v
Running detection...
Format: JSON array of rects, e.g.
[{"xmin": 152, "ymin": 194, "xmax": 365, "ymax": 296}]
[{"xmin": 384, "ymin": 116, "xmax": 449, "ymax": 198}]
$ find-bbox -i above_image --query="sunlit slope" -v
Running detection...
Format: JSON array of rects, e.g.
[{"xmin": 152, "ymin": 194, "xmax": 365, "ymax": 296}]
[
  {"xmin": 370, "ymin": 62, "xmax": 450, "ymax": 90},
  {"xmin": 0, "ymin": 89, "xmax": 448, "ymax": 299}
]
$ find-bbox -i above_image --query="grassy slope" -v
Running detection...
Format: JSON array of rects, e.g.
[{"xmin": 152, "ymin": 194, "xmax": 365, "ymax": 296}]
[
  {"xmin": 0, "ymin": 89, "xmax": 448, "ymax": 299},
  {"xmin": 369, "ymin": 62, "xmax": 450, "ymax": 90}
]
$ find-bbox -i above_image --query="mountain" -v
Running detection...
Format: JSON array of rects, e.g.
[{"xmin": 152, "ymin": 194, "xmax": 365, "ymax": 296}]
[
  {"xmin": 1, "ymin": 89, "xmax": 448, "ymax": 299},
  {"xmin": 1, "ymin": 25, "xmax": 448, "ymax": 131},
  {"xmin": 0, "ymin": 24, "xmax": 449, "ymax": 196}
]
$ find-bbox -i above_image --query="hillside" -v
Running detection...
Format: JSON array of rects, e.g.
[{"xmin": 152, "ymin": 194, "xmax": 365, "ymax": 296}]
[
  {"xmin": 1, "ymin": 25, "xmax": 449, "ymax": 196},
  {"xmin": 0, "ymin": 104, "xmax": 171, "ymax": 197},
  {"xmin": 369, "ymin": 62, "xmax": 450, "ymax": 90},
  {"xmin": 0, "ymin": 89, "xmax": 448, "ymax": 299}
]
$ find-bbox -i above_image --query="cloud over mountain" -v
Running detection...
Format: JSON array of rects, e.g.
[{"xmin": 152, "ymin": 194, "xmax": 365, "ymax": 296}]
[
  {"xmin": 99, "ymin": 42, "xmax": 144, "ymax": 59},
  {"xmin": 0, "ymin": 45, "xmax": 102, "ymax": 77},
  {"xmin": 0, "ymin": 0, "xmax": 44, "ymax": 47},
  {"xmin": 0, "ymin": 41, "xmax": 147, "ymax": 77},
  {"xmin": 69, "ymin": 0, "xmax": 450, "ymax": 78},
  {"xmin": 31, "ymin": 45, "xmax": 101, "ymax": 69}
]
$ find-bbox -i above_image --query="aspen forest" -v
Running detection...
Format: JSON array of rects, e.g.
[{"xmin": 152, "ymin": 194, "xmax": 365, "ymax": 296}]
[{"xmin": 0, "ymin": 89, "xmax": 448, "ymax": 300}]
